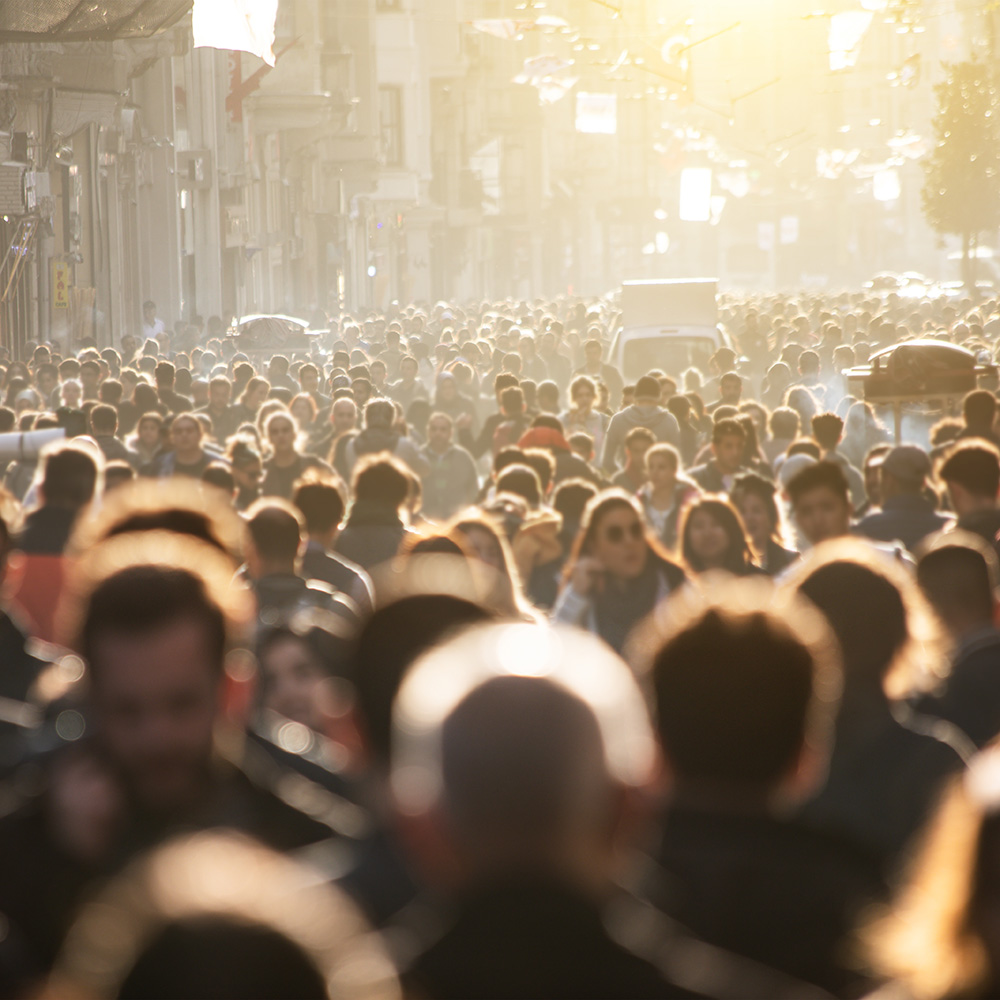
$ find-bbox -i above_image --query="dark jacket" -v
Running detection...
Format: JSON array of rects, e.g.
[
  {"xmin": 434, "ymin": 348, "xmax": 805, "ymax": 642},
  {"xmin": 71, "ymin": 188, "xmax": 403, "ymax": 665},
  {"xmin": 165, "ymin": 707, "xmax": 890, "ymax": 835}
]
[
  {"xmin": 401, "ymin": 878, "xmax": 702, "ymax": 1000},
  {"xmin": 650, "ymin": 801, "xmax": 884, "ymax": 996},
  {"xmin": 251, "ymin": 573, "xmax": 359, "ymax": 631},
  {"xmin": 334, "ymin": 501, "xmax": 410, "ymax": 572},
  {"xmin": 688, "ymin": 460, "xmax": 744, "ymax": 495},
  {"xmin": 301, "ymin": 542, "xmax": 374, "ymax": 618},
  {"xmin": 853, "ymin": 493, "xmax": 954, "ymax": 551},
  {"xmin": 420, "ymin": 444, "xmax": 480, "ymax": 520},
  {"xmin": 916, "ymin": 627, "xmax": 1000, "ymax": 749}
]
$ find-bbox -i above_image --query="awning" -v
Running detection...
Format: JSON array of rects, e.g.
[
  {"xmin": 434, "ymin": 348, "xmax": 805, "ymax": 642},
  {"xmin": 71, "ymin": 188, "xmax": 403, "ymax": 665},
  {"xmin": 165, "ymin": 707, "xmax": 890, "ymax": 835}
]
[{"xmin": 0, "ymin": 0, "xmax": 192, "ymax": 41}]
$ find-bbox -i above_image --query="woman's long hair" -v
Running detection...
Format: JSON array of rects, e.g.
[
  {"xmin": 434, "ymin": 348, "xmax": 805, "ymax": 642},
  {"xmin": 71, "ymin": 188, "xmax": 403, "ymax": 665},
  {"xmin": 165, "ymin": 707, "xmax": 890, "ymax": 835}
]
[
  {"xmin": 561, "ymin": 489, "xmax": 677, "ymax": 588},
  {"xmin": 679, "ymin": 496, "xmax": 756, "ymax": 576}
]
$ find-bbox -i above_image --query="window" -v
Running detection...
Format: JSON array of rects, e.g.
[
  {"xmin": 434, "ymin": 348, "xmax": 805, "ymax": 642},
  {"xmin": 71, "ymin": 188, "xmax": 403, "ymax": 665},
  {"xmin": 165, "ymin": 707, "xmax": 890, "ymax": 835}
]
[{"xmin": 379, "ymin": 86, "xmax": 403, "ymax": 167}]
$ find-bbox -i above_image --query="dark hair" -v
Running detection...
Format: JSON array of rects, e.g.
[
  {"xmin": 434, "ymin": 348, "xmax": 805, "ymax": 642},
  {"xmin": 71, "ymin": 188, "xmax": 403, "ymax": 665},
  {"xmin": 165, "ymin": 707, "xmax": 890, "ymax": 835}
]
[
  {"xmin": 89, "ymin": 403, "xmax": 118, "ymax": 436},
  {"xmin": 770, "ymin": 406, "xmax": 800, "ymax": 440},
  {"xmin": 918, "ymin": 539, "xmax": 996, "ymax": 626},
  {"xmin": 939, "ymin": 442, "xmax": 1000, "ymax": 499},
  {"xmin": 786, "ymin": 461, "xmax": 850, "ymax": 507},
  {"xmin": 812, "ymin": 412, "xmax": 845, "ymax": 452},
  {"xmin": 81, "ymin": 565, "xmax": 227, "ymax": 677},
  {"xmin": 797, "ymin": 559, "xmax": 907, "ymax": 683},
  {"xmin": 494, "ymin": 372, "xmax": 519, "ymax": 394},
  {"xmin": 624, "ymin": 426, "xmax": 655, "ymax": 450},
  {"xmin": 712, "ymin": 417, "xmax": 746, "ymax": 445},
  {"xmin": 787, "ymin": 438, "xmax": 822, "ymax": 460},
  {"xmin": 202, "ymin": 463, "xmax": 235, "ymax": 495},
  {"xmin": 650, "ymin": 605, "xmax": 816, "ymax": 788},
  {"xmin": 964, "ymin": 389, "xmax": 997, "ymax": 429},
  {"xmin": 41, "ymin": 445, "xmax": 98, "ymax": 508},
  {"xmin": 731, "ymin": 472, "xmax": 781, "ymax": 541},
  {"xmin": 118, "ymin": 917, "xmax": 327, "ymax": 1000},
  {"xmin": 500, "ymin": 385, "xmax": 524, "ymax": 415},
  {"xmin": 351, "ymin": 595, "xmax": 494, "ymax": 766},
  {"xmin": 521, "ymin": 448, "xmax": 555, "ymax": 492},
  {"xmin": 680, "ymin": 497, "xmax": 755, "ymax": 575},
  {"xmin": 496, "ymin": 463, "xmax": 542, "ymax": 508},
  {"xmin": 352, "ymin": 454, "xmax": 410, "ymax": 508},
  {"xmin": 552, "ymin": 478, "xmax": 599, "ymax": 528},
  {"xmin": 293, "ymin": 480, "xmax": 346, "ymax": 535},
  {"xmin": 245, "ymin": 500, "xmax": 303, "ymax": 564}
]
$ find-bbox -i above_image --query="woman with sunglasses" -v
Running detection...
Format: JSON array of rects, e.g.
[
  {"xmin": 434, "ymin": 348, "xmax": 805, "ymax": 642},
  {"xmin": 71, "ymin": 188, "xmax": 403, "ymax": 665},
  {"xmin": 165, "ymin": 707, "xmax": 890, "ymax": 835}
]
[
  {"xmin": 554, "ymin": 490, "xmax": 686, "ymax": 653},
  {"xmin": 679, "ymin": 496, "xmax": 763, "ymax": 577}
]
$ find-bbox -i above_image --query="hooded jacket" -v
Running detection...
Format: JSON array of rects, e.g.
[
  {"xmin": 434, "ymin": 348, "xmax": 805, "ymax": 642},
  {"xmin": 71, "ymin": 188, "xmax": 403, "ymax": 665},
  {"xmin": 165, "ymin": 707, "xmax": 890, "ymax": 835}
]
[{"xmin": 601, "ymin": 404, "xmax": 681, "ymax": 473}]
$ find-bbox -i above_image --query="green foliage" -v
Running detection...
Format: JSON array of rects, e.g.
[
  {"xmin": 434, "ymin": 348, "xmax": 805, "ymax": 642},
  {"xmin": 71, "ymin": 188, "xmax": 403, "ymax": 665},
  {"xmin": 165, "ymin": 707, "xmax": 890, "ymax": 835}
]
[{"xmin": 921, "ymin": 59, "xmax": 1000, "ymax": 245}]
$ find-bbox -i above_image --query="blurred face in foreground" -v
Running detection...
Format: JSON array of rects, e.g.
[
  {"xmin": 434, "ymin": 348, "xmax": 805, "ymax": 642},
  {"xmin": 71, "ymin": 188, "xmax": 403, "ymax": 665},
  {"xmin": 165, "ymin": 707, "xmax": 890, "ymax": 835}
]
[
  {"xmin": 91, "ymin": 618, "xmax": 220, "ymax": 814},
  {"xmin": 259, "ymin": 635, "xmax": 327, "ymax": 731}
]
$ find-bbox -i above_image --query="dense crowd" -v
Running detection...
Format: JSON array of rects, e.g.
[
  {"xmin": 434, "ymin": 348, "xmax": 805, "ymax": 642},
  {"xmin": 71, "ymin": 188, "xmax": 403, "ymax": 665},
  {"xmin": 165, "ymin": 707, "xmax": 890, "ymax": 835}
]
[{"xmin": 2, "ymin": 290, "xmax": 1000, "ymax": 997}]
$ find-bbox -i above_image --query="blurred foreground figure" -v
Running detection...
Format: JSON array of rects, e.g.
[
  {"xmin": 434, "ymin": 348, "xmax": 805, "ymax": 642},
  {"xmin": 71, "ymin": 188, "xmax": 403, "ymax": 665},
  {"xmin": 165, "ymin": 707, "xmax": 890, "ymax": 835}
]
[
  {"xmin": 0, "ymin": 533, "xmax": 343, "ymax": 992},
  {"xmin": 867, "ymin": 753, "xmax": 1000, "ymax": 1000},
  {"xmin": 789, "ymin": 539, "xmax": 968, "ymax": 878},
  {"xmin": 634, "ymin": 578, "xmax": 879, "ymax": 995},
  {"xmin": 48, "ymin": 831, "xmax": 398, "ymax": 1000},
  {"xmin": 389, "ymin": 622, "xmax": 789, "ymax": 999}
]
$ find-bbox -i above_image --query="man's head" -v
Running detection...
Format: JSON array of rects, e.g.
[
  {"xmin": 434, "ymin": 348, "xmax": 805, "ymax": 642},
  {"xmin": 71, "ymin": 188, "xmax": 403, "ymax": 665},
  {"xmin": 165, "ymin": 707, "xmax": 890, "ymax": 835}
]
[
  {"xmin": 939, "ymin": 442, "xmax": 1000, "ymax": 517},
  {"xmin": 142, "ymin": 300, "xmax": 157, "ymax": 324},
  {"xmin": 41, "ymin": 443, "xmax": 99, "ymax": 510},
  {"xmin": 208, "ymin": 377, "xmax": 232, "ymax": 409},
  {"xmin": 769, "ymin": 406, "xmax": 800, "ymax": 442},
  {"xmin": 623, "ymin": 426, "xmax": 655, "ymax": 468},
  {"xmin": 786, "ymin": 461, "xmax": 852, "ymax": 547},
  {"xmin": 811, "ymin": 412, "xmax": 844, "ymax": 454},
  {"xmin": 583, "ymin": 338, "xmax": 603, "ymax": 366},
  {"xmin": 711, "ymin": 418, "xmax": 746, "ymax": 475},
  {"xmin": 719, "ymin": 372, "xmax": 743, "ymax": 405},
  {"xmin": 635, "ymin": 581, "xmax": 840, "ymax": 803},
  {"xmin": 292, "ymin": 479, "xmax": 346, "ymax": 544},
  {"xmin": 79, "ymin": 360, "xmax": 101, "ymax": 395},
  {"xmin": 154, "ymin": 361, "xmax": 175, "ymax": 390},
  {"xmin": 352, "ymin": 454, "xmax": 410, "ymax": 512},
  {"xmin": 863, "ymin": 444, "xmax": 891, "ymax": 508},
  {"xmin": 493, "ymin": 372, "xmax": 519, "ymax": 403},
  {"xmin": 881, "ymin": 445, "xmax": 931, "ymax": 499},
  {"xmin": 963, "ymin": 388, "xmax": 997, "ymax": 431},
  {"xmin": 391, "ymin": 623, "xmax": 655, "ymax": 887},
  {"xmin": 917, "ymin": 533, "xmax": 998, "ymax": 640},
  {"xmin": 363, "ymin": 398, "xmax": 395, "ymax": 431},
  {"xmin": 89, "ymin": 403, "xmax": 118, "ymax": 438},
  {"xmin": 170, "ymin": 414, "xmax": 203, "ymax": 459},
  {"xmin": 634, "ymin": 375, "xmax": 661, "ymax": 406},
  {"xmin": 500, "ymin": 386, "xmax": 525, "ymax": 418},
  {"xmin": 244, "ymin": 500, "xmax": 305, "ymax": 578},
  {"xmin": 72, "ymin": 538, "xmax": 246, "ymax": 814},
  {"xmin": 427, "ymin": 412, "xmax": 453, "ymax": 454}
]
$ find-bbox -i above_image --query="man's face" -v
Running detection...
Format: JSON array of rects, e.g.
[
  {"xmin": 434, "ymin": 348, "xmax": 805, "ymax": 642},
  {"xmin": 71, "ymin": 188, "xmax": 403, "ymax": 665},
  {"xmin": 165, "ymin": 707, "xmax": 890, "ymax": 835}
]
[
  {"xmin": 428, "ymin": 417, "xmax": 452, "ymax": 451},
  {"xmin": 720, "ymin": 377, "xmax": 742, "ymax": 404},
  {"xmin": 91, "ymin": 618, "xmax": 220, "ymax": 813},
  {"xmin": 300, "ymin": 368, "xmax": 319, "ymax": 393},
  {"xmin": 81, "ymin": 368, "xmax": 99, "ymax": 391},
  {"xmin": 626, "ymin": 440, "xmax": 652, "ymax": 469},
  {"xmin": 585, "ymin": 344, "xmax": 602, "ymax": 367},
  {"xmin": 332, "ymin": 400, "xmax": 357, "ymax": 434},
  {"xmin": 209, "ymin": 382, "xmax": 231, "ymax": 409},
  {"xmin": 400, "ymin": 358, "xmax": 418, "ymax": 382},
  {"xmin": 793, "ymin": 486, "xmax": 851, "ymax": 547},
  {"xmin": 171, "ymin": 418, "xmax": 200, "ymax": 454},
  {"xmin": 713, "ymin": 433, "xmax": 744, "ymax": 474},
  {"xmin": 38, "ymin": 371, "xmax": 56, "ymax": 396},
  {"xmin": 143, "ymin": 305, "xmax": 155, "ymax": 324}
]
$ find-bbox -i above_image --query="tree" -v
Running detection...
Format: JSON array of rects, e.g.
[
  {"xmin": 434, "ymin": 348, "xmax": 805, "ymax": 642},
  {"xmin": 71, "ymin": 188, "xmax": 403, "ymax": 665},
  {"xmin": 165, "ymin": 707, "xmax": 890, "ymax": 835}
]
[{"xmin": 922, "ymin": 58, "xmax": 1000, "ymax": 291}]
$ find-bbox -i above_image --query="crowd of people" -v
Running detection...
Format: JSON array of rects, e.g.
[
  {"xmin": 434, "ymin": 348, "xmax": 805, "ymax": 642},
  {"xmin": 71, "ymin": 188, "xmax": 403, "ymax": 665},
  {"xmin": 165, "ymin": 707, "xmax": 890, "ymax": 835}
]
[{"xmin": 1, "ymin": 289, "xmax": 1000, "ymax": 997}]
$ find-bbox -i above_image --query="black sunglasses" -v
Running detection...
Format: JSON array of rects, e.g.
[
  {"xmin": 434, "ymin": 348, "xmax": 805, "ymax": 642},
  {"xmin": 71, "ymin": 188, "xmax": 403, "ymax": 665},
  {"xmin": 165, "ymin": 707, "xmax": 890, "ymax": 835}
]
[{"xmin": 603, "ymin": 522, "xmax": 644, "ymax": 544}]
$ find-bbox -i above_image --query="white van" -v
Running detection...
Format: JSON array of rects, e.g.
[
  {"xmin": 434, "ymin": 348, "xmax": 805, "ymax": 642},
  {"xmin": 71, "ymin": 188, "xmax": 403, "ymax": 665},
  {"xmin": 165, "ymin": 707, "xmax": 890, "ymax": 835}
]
[{"xmin": 610, "ymin": 279, "xmax": 729, "ymax": 381}]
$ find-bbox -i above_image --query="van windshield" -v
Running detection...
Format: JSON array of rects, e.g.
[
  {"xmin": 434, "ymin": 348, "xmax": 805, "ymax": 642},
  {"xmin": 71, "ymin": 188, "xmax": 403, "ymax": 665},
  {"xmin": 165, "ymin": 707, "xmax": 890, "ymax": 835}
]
[{"xmin": 622, "ymin": 337, "xmax": 715, "ymax": 381}]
